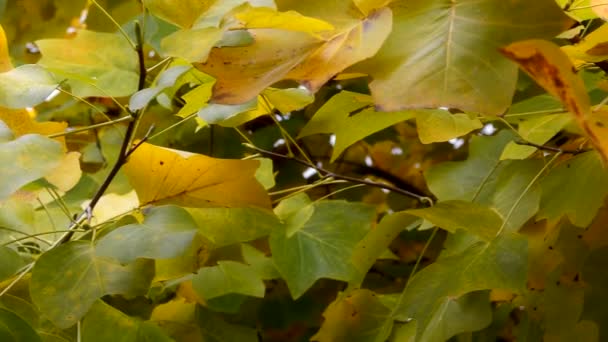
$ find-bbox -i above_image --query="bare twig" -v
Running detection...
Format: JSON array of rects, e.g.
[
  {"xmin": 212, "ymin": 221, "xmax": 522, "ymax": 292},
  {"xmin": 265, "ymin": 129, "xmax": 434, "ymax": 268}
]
[{"xmin": 514, "ymin": 140, "xmax": 590, "ymax": 155}]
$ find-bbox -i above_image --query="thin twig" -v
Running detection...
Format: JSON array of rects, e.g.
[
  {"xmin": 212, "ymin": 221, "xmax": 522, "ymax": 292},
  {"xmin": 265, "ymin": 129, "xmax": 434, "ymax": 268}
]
[
  {"xmin": 514, "ymin": 140, "xmax": 589, "ymax": 155},
  {"xmin": 245, "ymin": 144, "xmax": 434, "ymax": 205}
]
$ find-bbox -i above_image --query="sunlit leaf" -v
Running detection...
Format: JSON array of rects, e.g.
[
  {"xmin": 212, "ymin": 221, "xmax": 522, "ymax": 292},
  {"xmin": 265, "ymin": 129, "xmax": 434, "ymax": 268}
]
[
  {"xmin": 591, "ymin": 0, "xmax": 608, "ymax": 20},
  {"xmin": 562, "ymin": 24, "xmax": 608, "ymax": 63},
  {"xmin": 161, "ymin": 27, "xmax": 225, "ymax": 63},
  {"xmin": 124, "ymin": 142, "xmax": 271, "ymax": 209},
  {"xmin": 0, "ymin": 108, "xmax": 66, "ymax": 148},
  {"xmin": 358, "ymin": 0, "xmax": 571, "ymax": 114},
  {"xmin": 0, "ymin": 25, "xmax": 12, "ymax": 73},
  {"xmin": 0, "ymin": 65, "xmax": 57, "ymax": 109},
  {"xmin": 557, "ymin": 0, "xmax": 597, "ymax": 21},
  {"xmin": 96, "ymin": 205, "xmax": 199, "ymax": 264},
  {"xmin": 30, "ymin": 241, "xmax": 154, "ymax": 328},
  {"xmin": 425, "ymin": 130, "xmax": 514, "ymax": 202},
  {"xmin": 537, "ymin": 152, "xmax": 608, "ymax": 227},
  {"xmin": 501, "ymin": 114, "xmax": 571, "ymax": 160},
  {"xmin": 501, "ymin": 39, "xmax": 608, "ymax": 163},
  {"xmin": 234, "ymin": 6, "xmax": 334, "ymax": 37},
  {"xmin": 44, "ymin": 151, "xmax": 82, "ymax": 192},
  {"xmin": 129, "ymin": 65, "xmax": 191, "ymax": 111},
  {"xmin": 415, "ymin": 110, "xmax": 482, "ymax": 144},
  {"xmin": 270, "ymin": 195, "xmax": 375, "ymax": 298},
  {"xmin": 192, "ymin": 261, "xmax": 265, "ymax": 300},
  {"xmin": 262, "ymin": 87, "xmax": 314, "ymax": 114},
  {"xmin": 0, "ymin": 307, "xmax": 41, "ymax": 342},
  {"xmin": 187, "ymin": 207, "xmax": 279, "ymax": 247},
  {"xmin": 37, "ymin": 30, "xmax": 139, "ymax": 97},
  {"xmin": 311, "ymin": 289, "xmax": 392, "ymax": 342},
  {"xmin": 406, "ymin": 201, "xmax": 503, "ymax": 241},
  {"xmin": 82, "ymin": 301, "xmax": 172, "ymax": 342},
  {"xmin": 298, "ymin": 91, "xmax": 415, "ymax": 161}
]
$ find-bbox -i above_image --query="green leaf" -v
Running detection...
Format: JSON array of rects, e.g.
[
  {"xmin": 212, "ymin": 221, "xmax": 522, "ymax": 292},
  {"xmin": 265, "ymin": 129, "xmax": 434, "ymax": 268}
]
[
  {"xmin": 270, "ymin": 196, "xmax": 376, "ymax": 298},
  {"xmin": 311, "ymin": 289, "xmax": 392, "ymax": 342},
  {"xmin": 36, "ymin": 30, "xmax": 139, "ymax": 97},
  {"xmin": 537, "ymin": 152, "xmax": 608, "ymax": 227},
  {"xmin": 0, "ymin": 246, "xmax": 24, "ymax": 282},
  {"xmin": 415, "ymin": 291, "xmax": 492, "ymax": 342},
  {"xmin": 582, "ymin": 246, "xmax": 608, "ymax": 333},
  {"xmin": 197, "ymin": 98, "xmax": 258, "ymax": 125},
  {"xmin": 254, "ymin": 157, "xmax": 275, "ymax": 190},
  {"xmin": 406, "ymin": 200, "xmax": 503, "ymax": 241},
  {"xmin": 82, "ymin": 301, "xmax": 172, "ymax": 342},
  {"xmin": 176, "ymin": 83, "xmax": 214, "ymax": 118},
  {"xmin": 241, "ymin": 244, "xmax": 280, "ymax": 280},
  {"xmin": 351, "ymin": 212, "xmax": 419, "ymax": 286},
  {"xmin": 415, "ymin": 110, "xmax": 482, "ymax": 144},
  {"xmin": 359, "ymin": 0, "xmax": 571, "ymax": 114},
  {"xmin": 395, "ymin": 233, "xmax": 527, "ymax": 338},
  {"xmin": 490, "ymin": 159, "xmax": 543, "ymax": 232},
  {"xmin": 30, "ymin": 241, "xmax": 154, "ymax": 328},
  {"xmin": 187, "ymin": 207, "xmax": 280, "ymax": 247},
  {"xmin": 161, "ymin": 27, "xmax": 224, "ymax": 63},
  {"xmin": 425, "ymin": 130, "xmax": 514, "ymax": 202},
  {"xmin": 0, "ymin": 133, "xmax": 63, "ymax": 199},
  {"xmin": 501, "ymin": 114, "xmax": 572, "ymax": 160},
  {"xmin": 197, "ymin": 306, "xmax": 258, "ymax": 342},
  {"xmin": 298, "ymin": 91, "xmax": 415, "ymax": 161},
  {"xmin": 0, "ymin": 65, "xmax": 57, "ymax": 108},
  {"xmin": 262, "ymin": 87, "xmax": 314, "ymax": 114},
  {"xmin": 96, "ymin": 205, "xmax": 199, "ymax": 264},
  {"xmin": 0, "ymin": 307, "xmax": 41, "ymax": 342},
  {"xmin": 129, "ymin": 65, "xmax": 191, "ymax": 110},
  {"xmin": 192, "ymin": 261, "xmax": 265, "ymax": 300}
]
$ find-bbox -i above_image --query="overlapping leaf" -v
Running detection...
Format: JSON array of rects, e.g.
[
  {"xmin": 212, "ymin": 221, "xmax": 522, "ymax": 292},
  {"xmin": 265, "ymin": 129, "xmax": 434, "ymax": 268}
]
[
  {"xmin": 415, "ymin": 110, "xmax": 482, "ymax": 144},
  {"xmin": 270, "ymin": 194, "xmax": 376, "ymax": 298},
  {"xmin": 192, "ymin": 261, "xmax": 265, "ymax": 300},
  {"xmin": 124, "ymin": 142, "xmax": 271, "ymax": 209},
  {"xmin": 357, "ymin": 0, "xmax": 571, "ymax": 114},
  {"xmin": 30, "ymin": 241, "xmax": 154, "ymax": 328}
]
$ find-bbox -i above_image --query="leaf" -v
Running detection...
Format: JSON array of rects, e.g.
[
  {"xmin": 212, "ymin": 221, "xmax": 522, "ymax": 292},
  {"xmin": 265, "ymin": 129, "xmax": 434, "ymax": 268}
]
[
  {"xmin": 556, "ymin": 0, "xmax": 597, "ymax": 21},
  {"xmin": 311, "ymin": 289, "xmax": 392, "ymax": 342},
  {"xmin": 262, "ymin": 87, "xmax": 314, "ymax": 114},
  {"xmin": 415, "ymin": 110, "xmax": 482, "ymax": 144},
  {"xmin": 270, "ymin": 195, "xmax": 376, "ymax": 298},
  {"xmin": 145, "ymin": 0, "xmax": 210, "ymax": 28},
  {"xmin": 36, "ymin": 30, "xmax": 139, "ymax": 97},
  {"xmin": 187, "ymin": 207, "xmax": 280, "ymax": 247},
  {"xmin": 124, "ymin": 142, "xmax": 271, "ymax": 209},
  {"xmin": 414, "ymin": 291, "xmax": 493, "ymax": 342},
  {"xmin": 425, "ymin": 130, "xmax": 514, "ymax": 202},
  {"xmin": 359, "ymin": 0, "xmax": 571, "ymax": 114},
  {"xmin": 160, "ymin": 27, "xmax": 225, "ymax": 63},
  {"xmin": 582, "ymin": 247, "xmax": 608, "ymax": 332},
  {"xmin": 406, "ymin": 201, "xmax": 503, "ymax": 241},
  {"xmin": 241, "ymin": 244, "xmax": 280, "ymax": 280},
  {"xmin": 192, "ymin": 261, "xmax": 265, "ymax": 300},
  {"xmin": 82, "ymin": 301, "xmax": 172, "ymax": 342},
  {"xmin": 197, "ymin": 98, "xmax": 258, "ymax": 125},
  {"xmin": 0, "ymin": 247, "xmax": 24, "ymax": 282},
  {"xmin": 129, "ymin": 65, "xmax": 192, "ymax": 111},
  {"xmin": 562, "ymin": 24, "xmax": 608, "ymax": 63},
  {"xmin": 394, "ymin": 233, "xmax": 527, "ymax": 338},
  {"xmin": 0, "ymin": 108, "xmax": 66, "ymax": 148},
  {"xmin": 501, "ymin": 114, "xmax": 572, "ymax": 160},
  {"xmin": 0, "ymin": 25, "xmax": 12, "ymax": 72},
  {"xmin": 234, "ymin": 6, "xmax": 335, "ymax": 37},
  {"xmin": 501, "ymin": 39, "xmax": 608, "ymax": 164},
  {"xmin": 0, "ymin": 307, "xmax": 41, "ymax": 342},
  {"xmin": 298, "ymin": 91, "xmax": 415, "ymax": 161},
  {"xmin": 490, "ymin": 160, "xmax": 543, "ymax": 232},
  {"xmin": 351, "ymin": 212, "xmax": 419, "ymax": 286},
  {"xmin": 44, "ymin": 151, "xmax": 82, "ymax": 192},
  {"xmin": 96, "ymin": 205, "xmax": 199, "ymax": 264},
  {"xmin": 591, "ymin": 0, "xmax": 608, "ymax": 20},
  {"xmin": 537, "ymin": 152, "xmax": 608, "ymax": 227},
  {"xmin": 0, "ymin": 65, "xmax": 57, "ymax": 109},
  {"xmin": 0, "ymin": 133, "xmax": 63, "ymax": 199},
  {"xmin": 30, "ymin": 241, "xmax": 154, "ymax": 328}
]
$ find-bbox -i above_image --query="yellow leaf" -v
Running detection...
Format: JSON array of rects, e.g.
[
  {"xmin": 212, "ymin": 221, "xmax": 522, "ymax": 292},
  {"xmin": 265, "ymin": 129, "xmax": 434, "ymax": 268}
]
[
  {"xmin": 124, "ymin": 142, "xmax": 271, "ymax": 209},
  {"xmin": 234, "ymin": 6, "xmax": 335, "ymax": 37},
  {"xmin": 45, "ymin": 152, "xmax": 82, "ymax": 192},
  {"xmin": 0, "ymin": 108, "xmax": 67, "ymax": 150},
  {"xmin": 0, "ymin": 25, "xmax": 12, "ymax": 72},
  {"xmin": 501, "ymin": 39, "xmax": 608, "ymax": 163},
  {"xmin": 353, "ymin": 0, "xmax": 392, "ymax": 16},
  {"xmin": 591, "ymin": 0, "xmax": 608, "ymax": 20},
  {"xmin": 562, "ymin": 24, "xmax": 608, "ymax": 63}
]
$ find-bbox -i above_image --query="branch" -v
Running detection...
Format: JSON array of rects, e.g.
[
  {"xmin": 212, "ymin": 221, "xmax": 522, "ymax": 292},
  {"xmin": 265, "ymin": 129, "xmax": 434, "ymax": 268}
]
[
  {"xmin": 245, "ymin": 144, "xmax": 434, "ymax": 206},
  {"xmin": 514, "ymin": 140, "xmax": 589, "ymax": 155}
]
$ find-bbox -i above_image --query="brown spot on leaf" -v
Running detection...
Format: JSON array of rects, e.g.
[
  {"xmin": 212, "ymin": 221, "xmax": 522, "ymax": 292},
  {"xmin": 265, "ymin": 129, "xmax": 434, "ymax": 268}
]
[{"xmin": 586, "ymin": 42, "xmax": 608, "ymax": 56}]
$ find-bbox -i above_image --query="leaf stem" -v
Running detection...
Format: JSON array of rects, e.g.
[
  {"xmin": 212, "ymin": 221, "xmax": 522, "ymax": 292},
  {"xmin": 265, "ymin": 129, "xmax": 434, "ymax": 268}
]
[
  {"xmin": 245, "ymin": 144, "xmax": 434, "ymax": 205},
  {"xmin": 89, "ymin": 0, "xmax": 136, "ymax": 49},
  {"xmin": 47, "ymin": 115, "xmax": 133, "ymax": 138}
]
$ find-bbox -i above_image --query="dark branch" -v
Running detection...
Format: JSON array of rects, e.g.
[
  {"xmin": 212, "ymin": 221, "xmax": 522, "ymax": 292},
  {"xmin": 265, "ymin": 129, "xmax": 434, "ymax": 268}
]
[
  {"xmin": 514, "ymin": 140, "xmax": 589, "ymax": 155},
  {"xmin": 245, "ymin": 144, "xmax": 434, "ymax": 206}
]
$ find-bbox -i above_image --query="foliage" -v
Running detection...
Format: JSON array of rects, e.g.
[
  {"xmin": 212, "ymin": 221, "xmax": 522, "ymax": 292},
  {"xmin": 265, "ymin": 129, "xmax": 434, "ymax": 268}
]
[{"xmin": 1, "ymin": 0, "xmax": 608, "ymax": 341}]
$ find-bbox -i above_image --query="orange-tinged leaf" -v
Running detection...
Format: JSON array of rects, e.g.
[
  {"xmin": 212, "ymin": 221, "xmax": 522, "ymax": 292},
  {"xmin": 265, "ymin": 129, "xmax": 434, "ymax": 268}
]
[
  {"xmin": 287, "ymin": 7, "xmax": 393, "ymax": 92},
  {"xmin": 500, "ymin": 39, "xmax": 608, "ymax": 163},
  {"xmin": 591, "ymin": 0, "xmax": 608, "ymax": 20},
  {"xmin": 197, "ymin": 29, "xmax": 322, "ymax": 104},
  {"xmin": 124, "ymin": 142, "xmax": 271, "ymax": 209}
]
